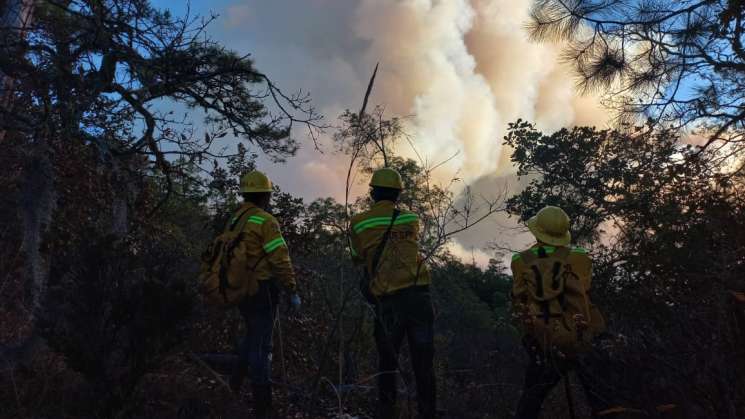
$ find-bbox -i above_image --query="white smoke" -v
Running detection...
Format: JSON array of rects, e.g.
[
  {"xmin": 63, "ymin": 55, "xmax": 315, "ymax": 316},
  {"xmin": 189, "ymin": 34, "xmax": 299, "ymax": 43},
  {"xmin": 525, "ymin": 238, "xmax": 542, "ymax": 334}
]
[
  {"xmin": 210, "ymin": 0, "xmax": 606, "ymax": 199},
  {"xmin": 203, "ymin": 0, "xmax": 609, "ymax": 264},
  {"xmin": 350, "ymin": 0, "xmax": 608, "ymax": 182},
  {"xmin": 445, "ymin": 241, "xmax": 494, "ymax": 267}
]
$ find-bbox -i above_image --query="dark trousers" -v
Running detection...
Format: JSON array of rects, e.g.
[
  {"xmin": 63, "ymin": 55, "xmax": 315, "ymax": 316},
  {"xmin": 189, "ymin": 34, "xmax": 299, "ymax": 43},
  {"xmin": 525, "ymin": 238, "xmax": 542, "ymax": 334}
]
[
  {"xmin": 374, "ymin": 286, "xmax": 436, "ymax": 419},
  {"xmin": 515, "ymin": 339, "xmax": 608, "ymax": 419},
  {"xmin": 236, "ymin": 281, "xmax": 279, "ymax": 387}
]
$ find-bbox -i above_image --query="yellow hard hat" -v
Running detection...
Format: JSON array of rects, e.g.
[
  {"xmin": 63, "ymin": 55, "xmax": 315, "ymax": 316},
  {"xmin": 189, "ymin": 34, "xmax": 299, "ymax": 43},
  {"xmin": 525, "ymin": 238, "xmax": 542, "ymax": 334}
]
[
  {"xmin": 240, "ymin": 170, "xmax": 273, "ymax": 193},
  {"xmin": 526, "ymin": 206, "xmax": 571, "ymax": 246},
  {"xmin": 369, "ymin": 167, "xmax": 403, "ymax": 190}
]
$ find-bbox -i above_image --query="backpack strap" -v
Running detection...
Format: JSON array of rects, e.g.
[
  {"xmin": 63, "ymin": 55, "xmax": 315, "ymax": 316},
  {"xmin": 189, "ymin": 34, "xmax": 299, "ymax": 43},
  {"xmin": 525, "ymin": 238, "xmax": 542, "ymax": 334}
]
[
  {"xmin": 553, "ymin": 246, "xmax": 571, "ymax": 261},
  {"xmin": 218, "ymin": 207, "xmax": 261, "ymax": 302},
  {"xmin": 370, "ymin": 209, "xmax": 401, "ymax": 279},
  {"xmin": 228, "ymin": 206, "xmax": 255, "ymax": 231},
  {"xmin": 223, "ymin": 206, "xmax": 259, "ymax": 264},
  {"xmin": 550, "ymin": 247, "xmax": 570, "ymax": 291},
  {"xmin": 360, "ymin": 209, "xmax": 401, "ymax": 304},
  {"xmin": 523, "ymin": 247, "xmax": 551, "ymax": 323},
  {"xmin": 529, "ymin": 263, "xmax": 551, "ymax": 324},
  {"xmin": 550, "ymin": 247, "xmax": 571, "ymax": 310}
]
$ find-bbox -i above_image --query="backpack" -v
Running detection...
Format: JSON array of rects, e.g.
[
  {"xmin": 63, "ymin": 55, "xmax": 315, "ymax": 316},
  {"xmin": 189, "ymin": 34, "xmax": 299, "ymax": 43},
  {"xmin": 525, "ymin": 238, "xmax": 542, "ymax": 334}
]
[
  {"xmin": 198, "ymin": 207, "xmax": 265, "ymax": 307},
  {"xmin": 513, "ymin": 246, "xmax": 605, "ymax": 356}
]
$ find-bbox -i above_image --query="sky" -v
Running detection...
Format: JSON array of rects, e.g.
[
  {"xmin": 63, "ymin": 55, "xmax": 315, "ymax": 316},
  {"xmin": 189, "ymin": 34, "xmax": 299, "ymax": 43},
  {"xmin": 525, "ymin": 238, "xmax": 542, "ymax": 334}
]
[{"xmin": 151, "ymin": 0, "xmax": 610, "ymax": 265}]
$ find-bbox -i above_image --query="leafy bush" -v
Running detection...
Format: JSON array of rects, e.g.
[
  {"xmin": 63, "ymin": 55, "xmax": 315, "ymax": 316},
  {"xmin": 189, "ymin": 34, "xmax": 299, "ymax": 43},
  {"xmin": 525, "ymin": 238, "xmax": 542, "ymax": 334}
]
[{"xmin": 41, "ymin": 228, "xmax": 196, "ymax": 417}]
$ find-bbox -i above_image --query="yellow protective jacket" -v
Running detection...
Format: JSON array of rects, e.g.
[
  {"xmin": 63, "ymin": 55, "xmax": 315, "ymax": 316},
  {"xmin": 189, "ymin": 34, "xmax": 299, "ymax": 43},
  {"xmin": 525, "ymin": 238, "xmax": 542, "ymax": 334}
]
[
  {"xmin": 510, "ymin": 243, "xmax": 592, "ymax": 302},
  {"xmin": 231, "ymin": 202, "xmax": 296, "ymax": 294},
  {"xmin": 349, "ymin": 200, "xmax": 431, "ymax": 297}
]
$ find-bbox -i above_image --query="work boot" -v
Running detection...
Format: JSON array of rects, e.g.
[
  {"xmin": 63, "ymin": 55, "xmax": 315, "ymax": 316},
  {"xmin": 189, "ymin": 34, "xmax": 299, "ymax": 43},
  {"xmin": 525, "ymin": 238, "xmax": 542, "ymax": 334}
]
[{"xmin": 252, "ymin": 385, "xmax": 273, "ymax": 419}]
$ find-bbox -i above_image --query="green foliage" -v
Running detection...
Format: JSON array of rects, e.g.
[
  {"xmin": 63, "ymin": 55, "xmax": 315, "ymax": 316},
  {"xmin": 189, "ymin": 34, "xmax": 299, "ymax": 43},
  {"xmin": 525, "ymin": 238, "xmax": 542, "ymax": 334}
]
[
  {"xmin": 435, "ymin": 258, "xmax": 516, "ymax": 338},
  {"xmin": 42, "ymin": 226, "xmax": 198, "ymax": 417},
  {"xmin": 504, "ymin": 119, "xmax": 709, "ymax": 244}
]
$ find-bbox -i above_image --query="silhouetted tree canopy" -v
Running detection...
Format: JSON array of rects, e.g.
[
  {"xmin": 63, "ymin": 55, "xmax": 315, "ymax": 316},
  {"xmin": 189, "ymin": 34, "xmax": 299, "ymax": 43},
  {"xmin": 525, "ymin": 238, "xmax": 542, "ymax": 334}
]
[
  {"xmin": 1, "ymin": 0, "xmax": 322, "ymax": 165},
  {"xmin": 530, "ymin": 0, "xmax": 745, "ymax": 150}
]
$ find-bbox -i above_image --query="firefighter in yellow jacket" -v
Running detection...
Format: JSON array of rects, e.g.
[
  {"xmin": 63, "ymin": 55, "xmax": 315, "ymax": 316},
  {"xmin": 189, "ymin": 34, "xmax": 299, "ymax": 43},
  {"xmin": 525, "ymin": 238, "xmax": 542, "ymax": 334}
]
[
  {"xmin": 349, "ymin": 168, "xmax": 435, "ymax": 419},
  {"xmin": 511, "ymin": 206, "xmax": 608, "ymax": 419},
  {"xmin": 228, "ymin": 170, "xmax": 300, "ymax": 419}
]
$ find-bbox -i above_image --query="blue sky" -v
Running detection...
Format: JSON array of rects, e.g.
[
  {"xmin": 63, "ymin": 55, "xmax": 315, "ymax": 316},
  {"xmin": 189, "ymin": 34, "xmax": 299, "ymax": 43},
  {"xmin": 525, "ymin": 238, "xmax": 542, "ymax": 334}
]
[{"xmin": 147, "ymin": 0, "xmax": 373, "ymax": 201}]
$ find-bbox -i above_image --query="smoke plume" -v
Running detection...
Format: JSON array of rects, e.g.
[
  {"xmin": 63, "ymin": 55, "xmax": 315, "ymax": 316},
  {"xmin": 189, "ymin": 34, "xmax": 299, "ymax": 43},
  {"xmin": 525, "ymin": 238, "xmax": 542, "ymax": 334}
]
[{"xmin": 210, "ymin": 0, "xmax": 609, "ymax": 262}]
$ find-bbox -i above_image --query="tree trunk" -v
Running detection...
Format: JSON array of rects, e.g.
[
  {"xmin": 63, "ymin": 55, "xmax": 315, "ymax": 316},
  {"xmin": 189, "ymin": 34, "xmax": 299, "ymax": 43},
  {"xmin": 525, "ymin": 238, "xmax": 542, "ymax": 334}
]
[
  {"xmin": 19, "ymin": 142, "xmax": 56, "ymax": 318},
  {"xmin": 0, "ymin": 0, "xmax": 50, "ymax": 367},
  {"xmin": 111, "ymin": 159, "xmax": 129, "ymax": 238},
  {"xmin": 0, "ymin": 139, "xmax": 55, "ymax": 367},
  {"xmin": 0, "ymin": 0, "xmax": 35, "ymax": 141}
]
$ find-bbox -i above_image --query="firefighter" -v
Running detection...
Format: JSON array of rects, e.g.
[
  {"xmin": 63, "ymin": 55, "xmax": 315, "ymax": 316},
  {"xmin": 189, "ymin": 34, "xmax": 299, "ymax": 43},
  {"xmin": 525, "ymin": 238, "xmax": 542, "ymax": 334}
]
[
  {"xmin": 349, "ymin": 167, "xmax": 436, "ymax": 419},
  {"xmin": 228, "ymin": 170, "xmax": 301, "ymax": 419},
  {"xmin": 511, "ymin": 206, "xmax": 608, "ymax": 419}
]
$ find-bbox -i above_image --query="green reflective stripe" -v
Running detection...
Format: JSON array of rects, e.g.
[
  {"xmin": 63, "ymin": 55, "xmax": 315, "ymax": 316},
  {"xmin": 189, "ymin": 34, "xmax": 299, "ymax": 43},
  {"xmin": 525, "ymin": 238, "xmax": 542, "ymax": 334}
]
[
  {"xmin": 512, "ymin": 246, "xmax": 557, "ymax": 262},
  {"xmin": 231, "ymin": 214, "xmax": 265, "ymax": 226},
  {"xmin": 394, "ymin": 214, "xmax": 418, "ymax": 224},
  {"xmin": 353, "ymin": 214, "xmax": 418, "ymax": 234},
  {"xmin": 354, "ymin": 217, "xmax": 417, "ymax": 233},
  {"xmin": 533, "ymin": 246, "xmax": 557, "ymax": 254},
  {"xmin": 356, "ymin": 213, "xmax": 418, "ymax": 228},
  {"xmin": 353, "ymin": 216, "xmax": 394, "ymax": 231},
  {"xmin": 263, "ymin": 237, "xmax": 286, "ymax": 253},
  {"xmin": 572, "ymin": 247, "xmax": 588, "ymax": 254}
]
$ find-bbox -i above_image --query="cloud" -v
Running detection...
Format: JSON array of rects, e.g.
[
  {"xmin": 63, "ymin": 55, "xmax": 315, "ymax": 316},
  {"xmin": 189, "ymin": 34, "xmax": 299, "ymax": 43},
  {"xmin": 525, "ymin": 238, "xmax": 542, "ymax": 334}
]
[
  {"xmin": 215, "ymin": 0, "xmax": 606, "ymax": 187},
  {"xmin": 447, "ymin": 172, "xmax": 536, "ymax": 267},
  {"xmin": 208, "ymin": 0, "xmax": 610, "ymax": 260}
]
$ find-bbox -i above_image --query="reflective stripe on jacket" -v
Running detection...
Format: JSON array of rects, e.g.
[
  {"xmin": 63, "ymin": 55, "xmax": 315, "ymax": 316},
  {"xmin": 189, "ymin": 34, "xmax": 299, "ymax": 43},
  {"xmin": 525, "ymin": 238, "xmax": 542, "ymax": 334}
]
[
  {"xmin": 231, "ymin": 202, "xmax": 296, "ymax": 293},
  {"xmin": 349, "ymin": 200, "xmax": 431, "ymax": 296}
]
